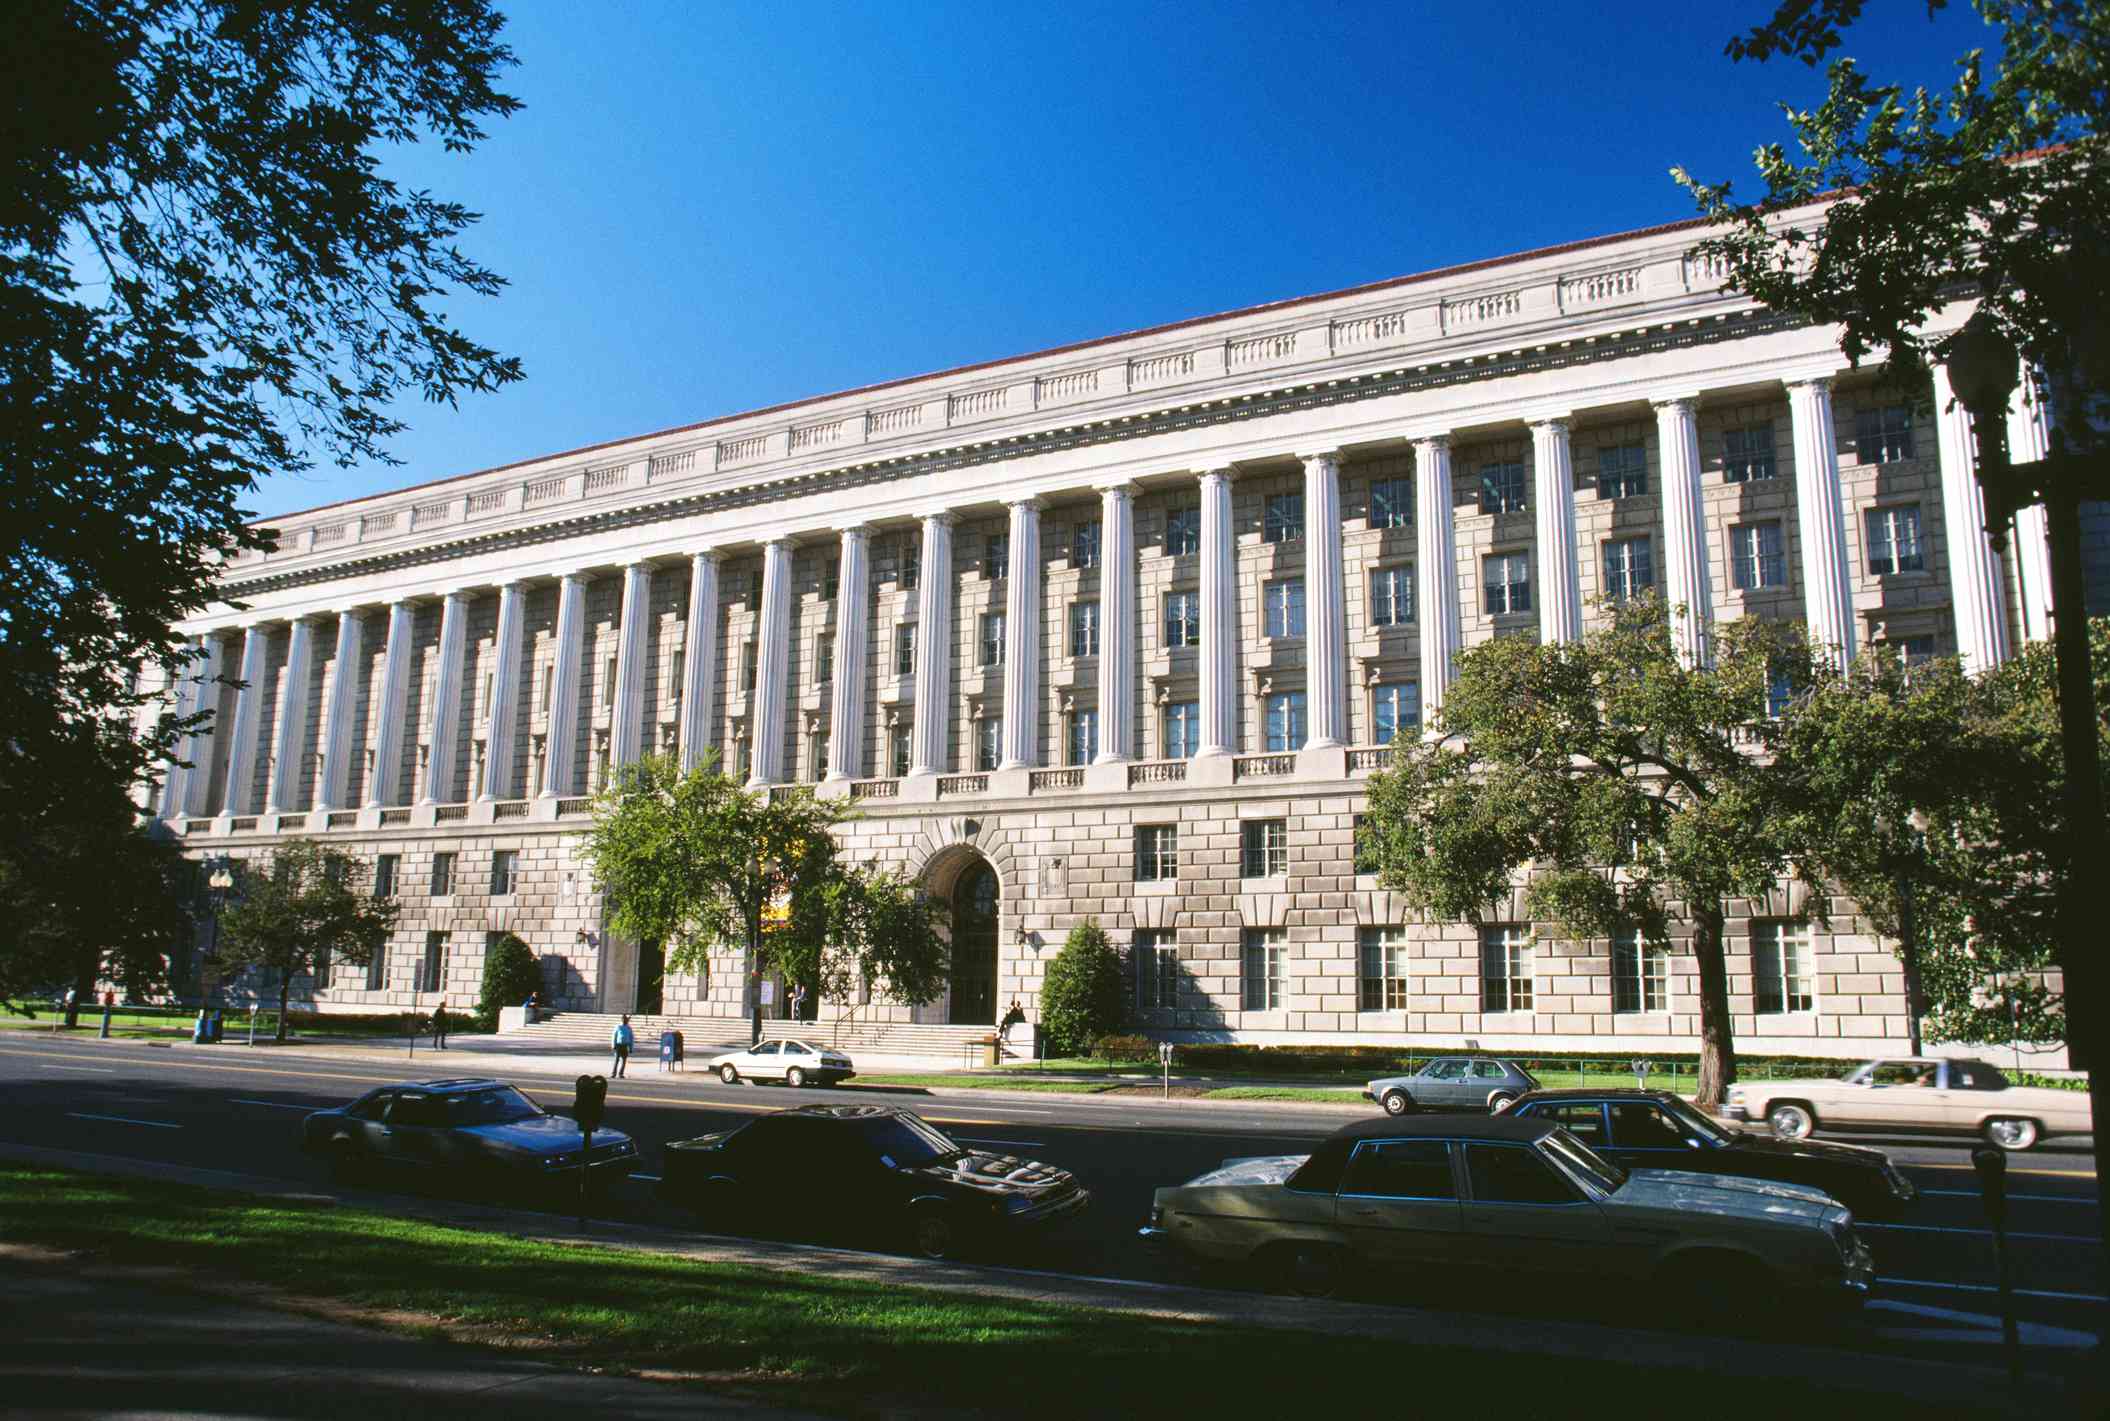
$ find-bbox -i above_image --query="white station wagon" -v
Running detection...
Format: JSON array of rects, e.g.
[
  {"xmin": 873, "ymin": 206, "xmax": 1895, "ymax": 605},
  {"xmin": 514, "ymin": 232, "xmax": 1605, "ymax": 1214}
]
[{"xmin": 1724, "ymin": 1058, "xmax": 2091, "ymax": 1151}]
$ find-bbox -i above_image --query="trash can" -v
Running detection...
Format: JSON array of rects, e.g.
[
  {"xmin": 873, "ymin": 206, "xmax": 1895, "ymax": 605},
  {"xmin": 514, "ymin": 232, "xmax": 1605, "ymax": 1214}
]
[{"xmin": 979, "ymin": 1036, "xmax": 1000, "ymax": 1068}]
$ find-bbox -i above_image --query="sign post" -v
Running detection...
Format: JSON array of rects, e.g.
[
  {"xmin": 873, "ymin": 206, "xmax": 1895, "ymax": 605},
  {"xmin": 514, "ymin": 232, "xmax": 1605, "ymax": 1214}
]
[{"xmin": 1159, "ymin": 1040, "xmax": 1174, "ymax": 1100}]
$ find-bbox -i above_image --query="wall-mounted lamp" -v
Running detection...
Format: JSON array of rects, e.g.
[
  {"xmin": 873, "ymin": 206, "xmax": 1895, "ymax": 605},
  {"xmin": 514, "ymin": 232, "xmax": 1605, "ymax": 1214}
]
[{"xmin": 574, "ymin": 929, "xmax": 600, "ymax": 949}]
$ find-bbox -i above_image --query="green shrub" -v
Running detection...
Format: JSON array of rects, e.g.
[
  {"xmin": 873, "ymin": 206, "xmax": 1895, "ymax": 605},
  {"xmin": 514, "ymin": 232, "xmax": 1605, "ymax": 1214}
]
[
  {"xmin": 476, "ymin": 933, "xmax": 542, "ymax": 1029},
  {"xmin": 1093, "ymin": 1033, "xmax": 1153, "ymax": 1064},
  {"xmin": 1038, "ymin": 920, "xmax": 1126, "ymax": 1056}
]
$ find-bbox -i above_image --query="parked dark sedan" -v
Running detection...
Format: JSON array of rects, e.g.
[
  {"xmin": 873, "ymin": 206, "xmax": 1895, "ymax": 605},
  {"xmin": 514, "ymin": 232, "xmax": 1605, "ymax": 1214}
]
[
  {"xmin": 1507, "ymin": 1088, "xmax": 1917, "ymax": 1220},
  {"xmin": 660, "ymin": 1103, "xmax": 1090, "ymax": 1260},
  {"xmin": 302, "ymin": 1078, "xmax": 637, "ymax": 1194}
]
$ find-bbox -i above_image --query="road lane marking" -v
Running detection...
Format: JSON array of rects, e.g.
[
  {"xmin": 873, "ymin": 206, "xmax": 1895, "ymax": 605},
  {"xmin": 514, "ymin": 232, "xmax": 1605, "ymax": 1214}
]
[
  {"xmin": 632, "ymin": 1173, "xmax": 660, "ymax": 1182},
  {"xmin": 32, "ymin": 1065, "xmax": 115, "ymax": 1073},
  {"xmin": 1879, "ymin": 1276, "xmax": 2107, "ymax": 1303},
  {"xmin": 955, "ymin": 1137, "xmax": 1046, "ymax": 1148},
  {"xmin": 1860, "ymin": 1221, "xmax": 2098, "ymax": 1244},
  {"xmin": 1908, "ymin": 1160, "xmax": 2095, "ymax": 1179},
  {"xmin": 232, "ymin": 1099, "xmax": 316, "ymax": 1111},
  {"xmin": 1919, "ymin": 1188, "xmax": 2095, "ymax": 1205},
  {"xmin": 64, "ymin": 1113, "xmax": 180, "ymax": 1130}
]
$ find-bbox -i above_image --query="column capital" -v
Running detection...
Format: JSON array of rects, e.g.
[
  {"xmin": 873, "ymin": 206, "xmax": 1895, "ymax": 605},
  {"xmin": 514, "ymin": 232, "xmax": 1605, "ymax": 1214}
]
[
  {"xmin": 831, "ymin": 521, "xmax": 872, "ymax": 539},
  {"xmin": 1650, "ymin": 393, "xmax": 1702, "ymax": 416},
  {"xmin": 1093, "ymin": 479, "xmax": 1139, "ymax": 498},
  {"xmin": 1781, "ymin": 362, "xmax": 1848, "ymax": 393},
  {"xmin": 1198, "ymin": 466, "xmax": 1235, "ymax": 487},
  {"xmin": 1004, "ymin": 495, "xmax": 1044, "ymax": 513},
  {"xmin": 1409, "ymin": 431, "xmax": 1452, "ymax": 453},
  {"xmin": 1294, "ymin": 449, "xmax": 1344, "ymax": 469},
  {"xmin": 1525, "ymin": 413, "xmax": 1573, "ymax": 435},
  {"xmin": 914, "ymin": 508, "xmax": 958, "ymax": 528}
]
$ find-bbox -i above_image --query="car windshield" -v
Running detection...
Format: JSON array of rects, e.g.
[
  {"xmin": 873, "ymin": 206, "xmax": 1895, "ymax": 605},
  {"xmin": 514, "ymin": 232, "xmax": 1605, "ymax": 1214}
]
[
  {"xmin": 441, "ymin": 1086, "xmax": 545, "ymax": 1127},
  {"xmin": 1657, "ymin": 1095, "xmax": 1731, "ymax": 1145},
  {"xmin": 858, "ymin": 1112, "xmax": 962, "ymax": 1168},
  {"xmin": 1540, "ymin": 1127, "xmax": 1626, "ymax": 1194}
]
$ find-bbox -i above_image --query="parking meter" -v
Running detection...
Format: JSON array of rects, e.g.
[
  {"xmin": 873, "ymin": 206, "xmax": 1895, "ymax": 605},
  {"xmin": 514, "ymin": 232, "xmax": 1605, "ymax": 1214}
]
[
  {"xmin": 1631, "ymin": 1058, "xmax": 1652, "ymax": 1089},
  {"xmin": 1158, "ymin": 1040, "xmax": 1174, "ymax": 1098},
  {"xmin": 1971, "ymin": 1146, "xmax": 2008, "ymax": 1228},
  {"xmin": 573, "ymin": 1074, "xmax": 607, "ymax": 1226},
  {"xmin": 1972, "ymin": 1145, "xmax": 2022, "ymax": 1386}
]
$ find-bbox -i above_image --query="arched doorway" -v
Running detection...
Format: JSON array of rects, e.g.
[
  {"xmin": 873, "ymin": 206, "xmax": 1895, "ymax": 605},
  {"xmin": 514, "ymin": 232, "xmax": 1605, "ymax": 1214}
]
[{"xmin": 949, "ymin": 860, "xmax": 1000, "ymax": 1025}]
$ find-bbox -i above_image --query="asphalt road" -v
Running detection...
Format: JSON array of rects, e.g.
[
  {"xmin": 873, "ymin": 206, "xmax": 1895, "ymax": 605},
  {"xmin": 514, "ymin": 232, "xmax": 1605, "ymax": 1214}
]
[{"xmin": 3, "ymin": 1035, "xmax": 2100, "ymax": 1360}]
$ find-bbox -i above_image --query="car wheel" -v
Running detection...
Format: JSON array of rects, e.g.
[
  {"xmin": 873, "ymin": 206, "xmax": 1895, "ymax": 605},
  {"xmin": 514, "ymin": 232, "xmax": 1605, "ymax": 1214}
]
[
  {"xmin": 1767, "ymin": 1102, "xmax": 1816, "ymax": 1141},
  {"xmin": 1267, "ymin": 1242, "xmax": 1346, "ymax": 1299},
  {"xmin": 909, "ymin": 1206, "xmax": 961, "ymax": 1261},
  {"xmin": 1984, "ymin": 1117, "xmax": 2039, "ymax": 1152},
  {"xmin": 786, "ymin": 1067, "xmax": 806, "ymax": 1089},
  {"xmin": 719, "ymin": 1064, "xmax": 740, "ymax": 1084},
  {"xmin": 1381, "ymin": 1090, "xmax": 1413, "ymax": 1117},
  {"xmin": 1487, "ymin": 1092, "xmax": 1516, "ymax": 1114},
  {"xmin": 325, "ymin": 1137, "xmax": 365, "ymax": 1181}
]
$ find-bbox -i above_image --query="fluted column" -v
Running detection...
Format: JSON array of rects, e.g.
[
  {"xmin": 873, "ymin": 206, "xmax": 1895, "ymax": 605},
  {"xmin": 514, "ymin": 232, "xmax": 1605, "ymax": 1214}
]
[
  {"xmin": 1932, "ymin": 363, "xmax": 2012, "ymax": 675},
  {"xmin": 1787, "ymin": 377, "xmax": 1858, "ymax": 666},
  {"xmin": 678, "ymin": 552, "xmax": 721, "ymax": 773},
  {"xmin": 826, "ymin": 528, "xmax": 871, "ymax": 780},
  {"xmin": 1654, "ymin": 397, "xmax": 1714, "ymax": 667},
  {"xmin": 541, "ymin": 573, "xmax": 589, "ymax": 798},
  {"xmin": 1300, "ymin": 452, "xmax": 1348, "ymax": 747},
  {"xmin": 479, "ymin": 581, "xmax": 527, "ymax": 800},
  {"xmin": 908, "ymin": 513, "xmax": 955, "ymax": 778},
  {"xmin": 2006, "ymin": 371, "xmax": 2055, "ymax": 645},
  {"xmin": 1095, "ymin": 483, "xmax": 1138, "ymax": 762},
  {"xmin": 421, "ymin": 591, "xmax": 470, "ymax": 804},
  {"xmin": 1197, "ymin": 469, "xmax": 1238, "ymax": 758},
  {"xmin": 610, "ymin": 562, "xmax": 653, "ymax": 768},
  {"xmin": 999, "ymin": 500, "xmax": 1042, "ymax": 771},
  {"xmin": 315, "ymin": 610, "xmax": 365, "ymax": 810},
  {"xmin": 1414, "ymin": 436, "xmax": 1460, "ymax": 728},
  {"xmin": 265, "ymin": 618, "xmax": 316, "ymax": 813},
  {"xmin": 1531, "ymin": 418, "xmax": 1582, "ymax": 645},
  {"xmin": 749, "ymin": 538, "xmax": 794, "ymax": 786},
  {"xmin": 365, "ymin": 601, "xmax": 415, "ymax": 807},
  {"xmin": 219, "ymin": 626, "xmax": 268, "ymax": 816},
  {"xmin": 162, "ymin": 637, "xmax": 216, "ymax": 819}
]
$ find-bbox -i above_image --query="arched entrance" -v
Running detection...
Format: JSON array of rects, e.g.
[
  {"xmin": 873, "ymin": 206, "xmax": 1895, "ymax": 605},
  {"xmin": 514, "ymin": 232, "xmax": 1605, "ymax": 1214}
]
[{"xmin": 948, "ymin": 859, "xmax": 1000, "ymax": 1025}]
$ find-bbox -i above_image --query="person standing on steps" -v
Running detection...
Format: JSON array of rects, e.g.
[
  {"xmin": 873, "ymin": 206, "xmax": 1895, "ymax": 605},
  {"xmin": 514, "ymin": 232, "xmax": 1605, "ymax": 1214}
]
[
  {"xmin": 610, "ymin": 1013, "xmax": 634, "ymax": 1078},
  {"xmin": 431, "ymin": 999, "xmax": 449, "ymax": 1050}
]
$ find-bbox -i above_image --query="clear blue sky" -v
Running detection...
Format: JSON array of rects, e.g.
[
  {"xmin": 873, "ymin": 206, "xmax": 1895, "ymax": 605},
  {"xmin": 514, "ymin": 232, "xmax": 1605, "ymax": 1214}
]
[{"xmin": 255, "ymin": 0, "xmax": 1992, "ymax": 518}]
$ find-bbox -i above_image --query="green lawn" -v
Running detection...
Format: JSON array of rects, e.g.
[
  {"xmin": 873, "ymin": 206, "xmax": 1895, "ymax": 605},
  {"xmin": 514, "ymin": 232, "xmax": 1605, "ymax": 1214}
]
[
  {"xmin": 0, "ymin": 1165, "xmax": 2002, "ymax": 1419},
  {"xmin": 0, "ymin": 1009, "xmax": 488, "ymax": 1042}
]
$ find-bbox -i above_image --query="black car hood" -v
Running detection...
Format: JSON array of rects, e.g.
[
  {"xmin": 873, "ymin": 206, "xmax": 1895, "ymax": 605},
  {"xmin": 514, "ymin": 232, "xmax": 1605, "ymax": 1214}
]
[
  {"xmin": 910, "ymin": 1149, "xmax": 1075, "ymax": 1195},
  {"xmin": 461, "ymin": 1114, "xmax": 631, "ymax": 1152},
  {"xmin": 1725, "ymin": 1130, "xmax": 1887, "ymax": 1169}
]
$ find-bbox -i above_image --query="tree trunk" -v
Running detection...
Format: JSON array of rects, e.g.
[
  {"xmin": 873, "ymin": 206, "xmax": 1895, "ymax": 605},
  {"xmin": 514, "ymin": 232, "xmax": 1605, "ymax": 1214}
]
[
  {"xmin": 1691, "ymin": 903, "xmax": 1738, "ymax": 1108},
  {"xmin": 276, "ymin": 971, "xmax": 291, "ymax": 1043}
]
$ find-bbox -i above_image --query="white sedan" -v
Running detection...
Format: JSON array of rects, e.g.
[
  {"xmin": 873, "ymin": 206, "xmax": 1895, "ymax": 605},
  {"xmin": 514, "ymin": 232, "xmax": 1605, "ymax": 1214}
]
[{"xmin": 708, "ymin": 1039, "xmax": 856, "ymax": 1088}]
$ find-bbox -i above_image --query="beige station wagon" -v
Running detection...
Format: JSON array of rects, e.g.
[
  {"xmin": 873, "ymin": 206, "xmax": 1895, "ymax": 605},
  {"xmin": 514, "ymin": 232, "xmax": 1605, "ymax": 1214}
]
[{"xmin": 1723, "ymin": 1058, "xmax": 2092, "ymax": 1152}]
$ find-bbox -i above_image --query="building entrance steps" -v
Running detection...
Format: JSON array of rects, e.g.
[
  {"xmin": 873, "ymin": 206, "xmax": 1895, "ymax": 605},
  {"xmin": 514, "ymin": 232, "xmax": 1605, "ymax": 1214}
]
[{"xmin": 511, "ymin": 1010, "xmax": 1017, "ymax": 1063}]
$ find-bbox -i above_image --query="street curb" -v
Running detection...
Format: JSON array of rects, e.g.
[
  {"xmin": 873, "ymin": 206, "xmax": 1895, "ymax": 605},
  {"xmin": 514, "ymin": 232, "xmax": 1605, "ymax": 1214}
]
[{"xmin": 0, "ymin": 1140, "xmax": 2073, "ymax": 1411}]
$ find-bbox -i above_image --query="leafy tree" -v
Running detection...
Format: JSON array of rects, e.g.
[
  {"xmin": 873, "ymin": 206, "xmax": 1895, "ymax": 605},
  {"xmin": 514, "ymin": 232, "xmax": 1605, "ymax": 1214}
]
[
  {"xmin": 1038, "ymin": 920, "xmax": 1127, "ymax": 1057},
  {"xmin": 216, "ymin": 839, "xmax": 397, "ymax": 1041},
  {"xmin": 476, "ymin": 932, "xmax": 542, "ymax": 1030},
  {"xmin": 1, "ymin": 2, "xmax": 521, "ymax": 959},
  {"xmin": 1361, "ymin": 598, "xmax": 1811, "ymax": 1106},
  {"xmin": 579, "ymin": 754, "xmax": 949, "ymax": 1044}
]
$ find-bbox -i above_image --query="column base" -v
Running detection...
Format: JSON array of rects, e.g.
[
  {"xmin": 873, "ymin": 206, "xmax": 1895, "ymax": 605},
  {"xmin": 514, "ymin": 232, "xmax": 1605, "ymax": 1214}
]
[
  {"xmin": 989, "ymin": 767, "xmax": 1033, "ymax": 798},
  {"xmin": 813, "ymin": 778, "xmax": 853, "ymax": 801},
  {"xmin": 899, "ymin": 770, "xmax": 940, "ymax": 804},
  {"xmin": 1187, "ymin": 751, "xmax": 1237, "ymax": 788},
  {"xmin": 1083, "ymin": 761, "xmax": 1130, "ymax": 793},
  {"xmin": 1296, "ymin": 744, "xmax": 1349, "ymax": 783}
]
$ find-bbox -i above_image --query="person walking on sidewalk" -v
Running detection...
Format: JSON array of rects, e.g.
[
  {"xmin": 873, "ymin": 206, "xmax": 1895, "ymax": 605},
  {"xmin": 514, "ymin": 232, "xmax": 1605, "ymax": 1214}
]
[
  {"xmin": 431, "ymin": 1000, "xmax": 449, "ymax": 1050},
  {"xmin": 610, "ymin": 1014, "xmax": 634, "ymax": 1078}
]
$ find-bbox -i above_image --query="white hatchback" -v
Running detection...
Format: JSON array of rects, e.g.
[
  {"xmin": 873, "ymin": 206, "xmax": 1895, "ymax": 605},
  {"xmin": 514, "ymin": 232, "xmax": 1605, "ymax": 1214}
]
[{"xmin": 708, "ymin": 1039, "xmax": 856, "ymax": 1088}]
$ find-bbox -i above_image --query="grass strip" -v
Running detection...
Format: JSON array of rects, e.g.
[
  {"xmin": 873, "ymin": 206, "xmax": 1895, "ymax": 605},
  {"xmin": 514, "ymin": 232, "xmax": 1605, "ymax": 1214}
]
[
  {"xmin": 1200, "ymin": 1086, "xmax": 1366, "ymax": 1104},
  {"xmin": 850, "ymin": 1074, "xmax": 1127, "ymax": 1094},
  {"xmin": 0, "ymin": 1165, "xmax": 2014, "ymax": 1419}
]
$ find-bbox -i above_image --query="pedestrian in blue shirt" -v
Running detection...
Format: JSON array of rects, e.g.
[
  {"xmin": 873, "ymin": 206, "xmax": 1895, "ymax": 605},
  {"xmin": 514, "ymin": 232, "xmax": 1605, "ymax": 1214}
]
[{"xmin": 610, "ymin": 1014, "xmax": 634, "ymax": 1077}]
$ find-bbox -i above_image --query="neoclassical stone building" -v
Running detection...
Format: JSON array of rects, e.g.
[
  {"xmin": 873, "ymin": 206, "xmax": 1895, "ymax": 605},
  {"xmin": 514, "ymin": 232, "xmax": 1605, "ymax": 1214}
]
[{"xmin": 145, "ymin": 207, "xmax": 2081, "ymax": 1058}]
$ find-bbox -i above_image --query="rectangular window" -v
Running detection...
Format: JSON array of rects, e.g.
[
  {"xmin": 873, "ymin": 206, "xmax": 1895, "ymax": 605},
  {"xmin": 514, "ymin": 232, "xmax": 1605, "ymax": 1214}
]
[
  {"xmin": 1372, "ymin": 683, "xmax": 1420, "ymax": 744},
  {"xmin": 1069, "ymin": 601, "xmax": 1100, "ymax": 658},
  {"xmin": 430, "ymin": 852, "xmax": 455, "ymax": 897},
  {"xmin": 889, "ymin": 725, "xmax": 911, "ymax": 778},
  {"xmin": 421, "ymin": 931, "xmax": 448, "ymax": 995},
  {"xmin": 540, "ymin": 663, "xmax": 554, "ymax": 714},
  {"xmin": 1602, "ymin": 537, "xmax": 1654, "ymax": 601},
  {"xmin": 1263, "ymin": 492, "xmax": 1305, "ymax": 544},
  {"xmin": 1352, "ymin": 812, "xmax": 1378, "ymax": 874},
  {"xmin": 1242, "ymin": 928, "xmax": 1285, "ymax": 1010},
  {"xmin": 1242, "ymin": 818, "xmax": 1288, "ymax": 878},
  {"xmin": 1893, "ymin": 633, "xmax": 1938, "ymax": 671},
  {"xmin": 1073, "ymin": 521, "xmax": 1101, "ymax": 569},
  {"xmin": 1766, "ymin": 668, "xmax": 1796, "ymax": 719},
  {"xmin": 1753, "ymin": 921, "xmax": 1814, "ymax": 1013},
  {"xmin": 1162, "ymin": 701, "xmax": 1201, "ymax": 759},
  {"xmin": 1369, "ymin": 566, "xmax": 1414, "ymax": 627},
  {"xmin": 1163, "ymin": 590, "xmax": 1200, "ymax": 648},
  {"xmin": 1612, "ymin": 931, "xmax": 1670, "ymax": 1013},
  {"xmin": 814, "ymin": 633, "xmax": 834, "ymax": 686},
  {"xmin": 1137, "ymin": 929, "xmax": 1180, "ymax": 1012},
  {"xmin": 1369, "ymin": 477, "xmax": 1414, "ymax": 529},
  {"xmin": 1136, "ymin": 825, "xmax": 1178, "ymax": 881},
  {"xmin": 365, "ymin": 942, "xmax": 387, "ymax": 991},
  {"xmin": 1067, "ymin": 708, "xmax": 1098, "ymax": 767},
  {"xmin": 1481, "ymin": 925, "xmax": 1534, "ymax": 1012},
  {"xmin": 980, "ymin": 611, "xmax": 1006, "ymax": 667},
  {"xmin": 1359, "ymin": 926, "xmax": 1410, "ymax": 1011},
  {"xmin": 901, "ymin": 539, "xmax": 920, "ymax": 590},
  {"xmin": 1865, "ymin": 506, "xmax": 1925, "ymax": 575},
  {"xmin": 821, "ymin": 565, "xmax": 839, "ymax": 601},
  {"xmin": 1730, "ymin": 521, "xmax": 1787, "ymax": 590},
  {"xmin": 482, "ymin": 671, "xmax": 495, "ymax": 720},
  {"xmin": 601, "ymin": 655, "xmax": 617, "ymax": 706},
  {"xmin": 373, "ymin": 854, "xmax": 399, "ymax": 900},
  {"xmin": 976, "ymin": 716, "xmax": 1001, "ymax": 772},
  {"xmin": 733, "ymin": 736, "xmax": 752, "ymax": 781},
  {"xmin": 1596, "ymin": 443, "xmax": 1648, "ymax": 499},
  {"xmin": 808, "ymin": 734, "xmax": 826, "ymax": 784},
  {"xmin": 1265, "ymin": 690, "xmax": 1306, "ymax": 751},
  {"xmin": 1855, "ymin": 406, "xmax": 1915, "ymax": 464},
  {"xmin": 986, "ymin": 533, "xmax": 1009, "ymax": 579},
  {"xmin": 668, "ymin": 644, "xmax": 683, "ymax": 708},
  {"xmin": 1264, "ymin": 579, "xmax": 1306, "ymax": 638},
  {"xmin": 1723, "ymin": 422, "xmax": 1777, "ymax": 482},
  {"xmin": 1165, "ymin": 507, "xmax": 1200, "ymax": 556},
  {"xmin": 489, "ymin": 849, "xmax": 518, "ymax": 896},
  {"xmin": 1478, "ymin": 461, "xmax": 1527, "ymax": 514},
  {"xmin": 1483, "ymin": 552, "xmax": 1532, "ymax": 615},
  {"xmin": 895, "ymin": 624, "xmax": 917, "ymax": 677}
]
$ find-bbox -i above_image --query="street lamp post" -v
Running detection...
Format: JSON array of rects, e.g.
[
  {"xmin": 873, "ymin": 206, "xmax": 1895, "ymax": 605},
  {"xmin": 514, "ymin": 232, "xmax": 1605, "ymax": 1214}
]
[{"xmin": 1942, "ymin": 308, "xmax": 2110, "ymax": 1314}]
